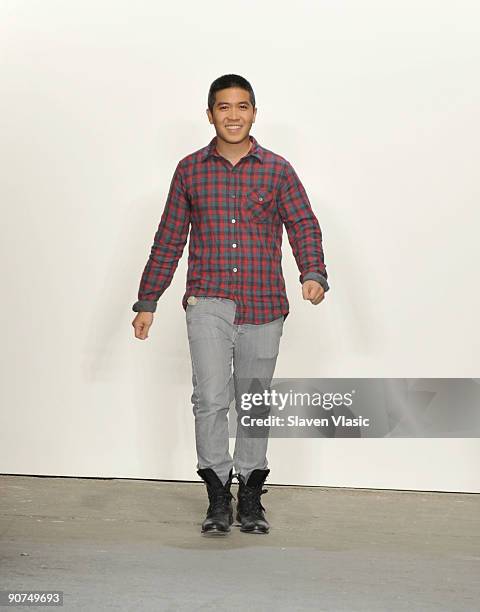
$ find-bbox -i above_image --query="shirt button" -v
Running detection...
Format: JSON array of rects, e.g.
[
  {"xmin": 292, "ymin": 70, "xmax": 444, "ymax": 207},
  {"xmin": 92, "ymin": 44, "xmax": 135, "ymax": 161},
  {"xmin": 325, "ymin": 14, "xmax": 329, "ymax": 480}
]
[
  {"xmin": 233, "ymin": 267, "xmax": 237, "ymax": 272},
  {"xmin": 232, "ymin": 243, "xmax": 237, "ymax": 248},
  {"xmin": 231, "ymin": 218, "xmax": 236, "ymax": 223},
  {"xmin": 231, "ymin": 194, "xmax": 236, "ymax": 198},
  {"xmin": 259, "ymin": 196, "xmax": 263, "ymax": 201}
]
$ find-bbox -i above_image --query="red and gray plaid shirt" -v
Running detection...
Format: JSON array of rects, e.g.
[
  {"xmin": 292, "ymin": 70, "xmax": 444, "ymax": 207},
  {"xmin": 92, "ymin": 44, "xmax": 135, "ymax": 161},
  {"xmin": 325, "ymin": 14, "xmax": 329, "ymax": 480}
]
[{"xmin": 132, "ymin": 134, "xmax": 329, "ymax": 325}]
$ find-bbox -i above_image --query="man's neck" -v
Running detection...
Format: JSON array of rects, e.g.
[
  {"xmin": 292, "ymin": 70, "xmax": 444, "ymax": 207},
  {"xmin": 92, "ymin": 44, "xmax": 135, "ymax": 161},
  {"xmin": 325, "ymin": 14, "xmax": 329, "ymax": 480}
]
[{"xmin": 214, "ymin": 135, "xmax": 252, "ymax": 164}]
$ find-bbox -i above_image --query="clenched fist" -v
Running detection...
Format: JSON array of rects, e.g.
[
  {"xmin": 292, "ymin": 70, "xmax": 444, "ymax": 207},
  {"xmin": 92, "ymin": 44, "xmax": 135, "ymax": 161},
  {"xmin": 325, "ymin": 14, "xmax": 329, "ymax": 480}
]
[
  {"xmin": 302, "ymin": 280, "xmax": 325, "ymax": 306},
  {"xmin": 132, "ymin": 312, "xmax": 154, "ymax": 340}
]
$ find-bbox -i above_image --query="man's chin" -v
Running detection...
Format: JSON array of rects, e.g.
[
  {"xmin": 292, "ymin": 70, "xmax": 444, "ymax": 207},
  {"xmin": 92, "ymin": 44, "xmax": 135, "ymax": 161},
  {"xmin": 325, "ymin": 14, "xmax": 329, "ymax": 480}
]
[{"xmin": 219, "ymin": 130, "xmax": 248, "ymax": 142}]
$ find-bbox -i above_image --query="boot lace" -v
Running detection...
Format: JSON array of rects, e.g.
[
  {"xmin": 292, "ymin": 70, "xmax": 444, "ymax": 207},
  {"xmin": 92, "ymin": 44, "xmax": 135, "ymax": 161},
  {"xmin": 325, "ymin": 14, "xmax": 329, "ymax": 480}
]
[
  {"xmin": 239, "ymin": 484, "xmax": 268, "ymax": 517},
  {"xmin": 208, "ymin": 487, "xmax": 235, "ymax": 514}
]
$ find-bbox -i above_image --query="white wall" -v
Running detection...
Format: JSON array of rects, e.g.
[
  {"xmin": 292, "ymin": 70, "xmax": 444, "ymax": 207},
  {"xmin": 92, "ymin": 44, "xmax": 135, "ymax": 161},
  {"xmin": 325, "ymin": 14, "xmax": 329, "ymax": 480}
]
[{"xmin": 1, "ymin": 0, "xmax": 479, "ymax": 492}]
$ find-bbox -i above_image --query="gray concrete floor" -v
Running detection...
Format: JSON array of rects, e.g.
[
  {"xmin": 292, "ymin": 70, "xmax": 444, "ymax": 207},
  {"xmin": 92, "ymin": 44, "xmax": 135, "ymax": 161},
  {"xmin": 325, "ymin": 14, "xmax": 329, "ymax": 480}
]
[{"xmin": 0, "ymin": 475, "xmax": 479, "ymax": 611}]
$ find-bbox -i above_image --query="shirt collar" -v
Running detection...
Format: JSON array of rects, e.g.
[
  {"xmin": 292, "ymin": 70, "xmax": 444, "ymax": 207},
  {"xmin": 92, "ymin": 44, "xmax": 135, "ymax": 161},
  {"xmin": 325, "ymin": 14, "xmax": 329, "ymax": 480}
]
[{"xmin": 202, "ymin": 134, "xmax": 264, "ymax": 163}]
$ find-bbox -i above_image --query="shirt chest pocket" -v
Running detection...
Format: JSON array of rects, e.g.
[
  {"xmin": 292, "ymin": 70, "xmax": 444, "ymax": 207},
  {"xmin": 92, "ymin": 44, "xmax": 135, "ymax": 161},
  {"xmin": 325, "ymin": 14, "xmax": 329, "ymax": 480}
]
[{"xmin": 245, "ymin": 189, "xmax": 277, "ymax": 223}]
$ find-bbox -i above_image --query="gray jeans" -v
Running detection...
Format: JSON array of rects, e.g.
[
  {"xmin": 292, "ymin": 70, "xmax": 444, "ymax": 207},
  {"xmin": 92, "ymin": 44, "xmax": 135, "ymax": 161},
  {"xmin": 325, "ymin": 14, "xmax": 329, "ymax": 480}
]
[{"xmin": 186, "ymin": 297, "xmax": 284, "ymax": 485}]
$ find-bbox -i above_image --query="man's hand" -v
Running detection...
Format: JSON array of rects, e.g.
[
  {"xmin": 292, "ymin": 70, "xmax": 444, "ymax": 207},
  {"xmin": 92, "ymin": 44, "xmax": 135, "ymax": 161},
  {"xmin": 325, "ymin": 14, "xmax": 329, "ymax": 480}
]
[
  {"xmin": 302, "ymin": 280, "xmax": 325, "ymax": 305},
  {"xmin": 132, "ymin": 312, "xmax": 154, "ymax": 340}
]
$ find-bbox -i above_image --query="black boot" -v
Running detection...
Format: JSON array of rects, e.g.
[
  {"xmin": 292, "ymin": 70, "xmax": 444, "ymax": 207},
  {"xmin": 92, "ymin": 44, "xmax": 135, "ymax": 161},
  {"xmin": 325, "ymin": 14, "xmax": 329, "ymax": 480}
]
[
  {"xmin": 236, "ymin": 469, "xmax": 270, "ymax": 534},
  {"xmin": 197, "ymin": 468, "xmax": 235, "ymax": 536}
]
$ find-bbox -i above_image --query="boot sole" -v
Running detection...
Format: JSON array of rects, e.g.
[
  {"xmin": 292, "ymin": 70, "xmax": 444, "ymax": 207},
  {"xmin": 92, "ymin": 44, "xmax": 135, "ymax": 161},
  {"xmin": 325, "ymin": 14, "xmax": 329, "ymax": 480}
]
[
  {"xmin": 201, "ymin": 513, "xmax": 234, "ymax": 536},
  {"xmin": 235, "ymin": 515, "xmax": 269, "ymax": 534},
  {"xmin": 239, "ymin": 526, "xmax": 269, "ymax": 534},
  {"xmin": 201, "ymin": 528, "xmax": 230, "ymax": 536}
]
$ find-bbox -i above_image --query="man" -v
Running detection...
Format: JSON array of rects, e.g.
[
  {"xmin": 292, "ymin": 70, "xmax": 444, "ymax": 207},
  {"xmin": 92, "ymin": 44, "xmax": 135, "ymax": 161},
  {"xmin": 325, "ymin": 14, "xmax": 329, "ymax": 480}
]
[{"xmin": 132, "ymin": 74, "xmax": 329, "ymax": 536}]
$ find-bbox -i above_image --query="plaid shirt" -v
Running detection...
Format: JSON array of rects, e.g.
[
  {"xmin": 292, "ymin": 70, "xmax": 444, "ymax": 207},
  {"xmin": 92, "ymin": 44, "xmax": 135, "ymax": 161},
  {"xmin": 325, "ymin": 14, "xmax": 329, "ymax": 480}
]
[{"xmin": 132, "ymin": 134, "xmax": 329, "ymax": 325}]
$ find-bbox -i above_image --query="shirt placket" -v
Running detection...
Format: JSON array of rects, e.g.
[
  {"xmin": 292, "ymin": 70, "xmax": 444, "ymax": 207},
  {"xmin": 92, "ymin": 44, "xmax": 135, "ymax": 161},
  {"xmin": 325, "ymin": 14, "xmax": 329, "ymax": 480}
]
[{"xmin": 229, "ymin": 163, "xmax": 241, "ymax": 323}]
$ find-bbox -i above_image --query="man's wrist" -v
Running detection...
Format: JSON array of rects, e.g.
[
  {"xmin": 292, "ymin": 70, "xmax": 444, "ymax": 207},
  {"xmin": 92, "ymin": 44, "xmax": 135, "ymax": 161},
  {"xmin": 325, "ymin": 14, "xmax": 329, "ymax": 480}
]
[
  {"xmin": 300, "ymin": 271, "xmax": 330, "ymax": 292},
  {"xmin": 132, "ymin": 300, "xmax": 157, "ymax": 313}
]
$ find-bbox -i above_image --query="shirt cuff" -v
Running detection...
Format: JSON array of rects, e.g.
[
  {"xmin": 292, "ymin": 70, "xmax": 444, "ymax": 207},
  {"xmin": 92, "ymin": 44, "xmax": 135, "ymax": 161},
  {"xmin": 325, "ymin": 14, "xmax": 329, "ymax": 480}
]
[
  {"xmin": 132, "ymin": 300, "xmax": 157, "ymax": 313},
  {"xmin": 300, "ymin": 272, "xmax": 330, "ymax": 292}
]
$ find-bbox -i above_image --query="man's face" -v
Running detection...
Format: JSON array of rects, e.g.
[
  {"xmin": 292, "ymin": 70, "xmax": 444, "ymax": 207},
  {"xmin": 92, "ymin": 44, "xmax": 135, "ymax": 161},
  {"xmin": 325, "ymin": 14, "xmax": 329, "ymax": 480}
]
[{"xmin": 207, "ymin": 87, "xmax": 257, "ymax": 143}]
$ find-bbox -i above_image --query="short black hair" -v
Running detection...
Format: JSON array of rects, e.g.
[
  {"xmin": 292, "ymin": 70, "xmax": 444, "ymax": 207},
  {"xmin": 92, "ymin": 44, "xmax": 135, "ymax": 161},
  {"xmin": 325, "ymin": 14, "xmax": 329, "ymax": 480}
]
[{"xmin": 208, "ymin": 74, "xmax": 256, "ymax": 112}]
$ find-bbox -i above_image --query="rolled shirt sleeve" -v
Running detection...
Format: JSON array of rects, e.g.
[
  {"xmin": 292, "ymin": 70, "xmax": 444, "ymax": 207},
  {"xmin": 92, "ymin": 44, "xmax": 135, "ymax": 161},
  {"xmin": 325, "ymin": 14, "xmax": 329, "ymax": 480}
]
[
  {"xmin": 276, "ymin": 161, "xmax": 329, "ymax": 293},
  {"xmin": 132, "ymin": 162, "xmax": 191, "ymax": 313}
]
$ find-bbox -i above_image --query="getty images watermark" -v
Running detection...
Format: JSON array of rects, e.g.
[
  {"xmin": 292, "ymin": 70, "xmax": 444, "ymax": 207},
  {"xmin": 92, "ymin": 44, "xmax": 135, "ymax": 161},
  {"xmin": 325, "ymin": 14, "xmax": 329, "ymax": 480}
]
[
  {"xmin": 240, "ymin": 387, "xmax": 366, "ymax": 428},
  {"xmin": 227, "ymin": 378, "xmax": 480, "ymax": 438}
]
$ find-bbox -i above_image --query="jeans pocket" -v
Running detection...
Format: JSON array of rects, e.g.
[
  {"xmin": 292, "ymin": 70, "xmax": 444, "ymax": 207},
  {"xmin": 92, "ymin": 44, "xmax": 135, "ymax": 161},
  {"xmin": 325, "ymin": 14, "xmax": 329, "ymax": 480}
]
[{"xmin": 256, "ymin": 316, "xmax": 284, "ymax": 358}]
